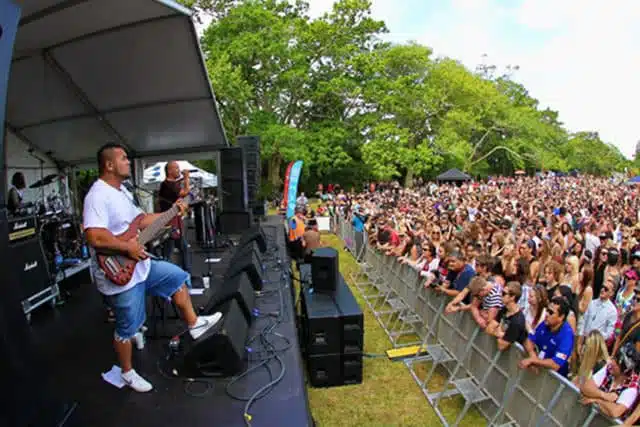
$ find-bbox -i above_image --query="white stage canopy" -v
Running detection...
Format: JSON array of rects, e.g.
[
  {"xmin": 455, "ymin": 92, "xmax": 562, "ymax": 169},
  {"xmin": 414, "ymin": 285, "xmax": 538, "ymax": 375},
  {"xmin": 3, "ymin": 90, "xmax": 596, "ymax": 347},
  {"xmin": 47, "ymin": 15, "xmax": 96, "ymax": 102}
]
[
  {"xmin": 143, "ymin": 160, "xmax": 217, "ymax": 188},
  {"xmin": 6, "ymin": 0, "xmax": 228, "ymax": 169}
]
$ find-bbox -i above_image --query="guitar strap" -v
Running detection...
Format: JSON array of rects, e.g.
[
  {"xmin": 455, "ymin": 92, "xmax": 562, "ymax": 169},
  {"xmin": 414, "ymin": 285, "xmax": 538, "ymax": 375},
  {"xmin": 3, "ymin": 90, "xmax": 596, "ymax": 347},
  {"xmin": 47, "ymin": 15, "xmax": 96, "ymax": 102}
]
[{"xmin": 122, "ymin": 181, "xmax": 142, "ymax": 210}]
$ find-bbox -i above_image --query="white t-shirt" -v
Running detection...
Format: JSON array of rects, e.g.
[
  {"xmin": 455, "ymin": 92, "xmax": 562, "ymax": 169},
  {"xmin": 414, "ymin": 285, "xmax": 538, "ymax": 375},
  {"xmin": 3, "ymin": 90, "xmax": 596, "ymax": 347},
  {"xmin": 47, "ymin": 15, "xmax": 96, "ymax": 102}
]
[
  {"xmin": 83, "ymin": 179, "xmax": 151, "ymax": 295},
  {"xmin": 592, "ymin": 365, "xmax": 638, "ymax": 410}
]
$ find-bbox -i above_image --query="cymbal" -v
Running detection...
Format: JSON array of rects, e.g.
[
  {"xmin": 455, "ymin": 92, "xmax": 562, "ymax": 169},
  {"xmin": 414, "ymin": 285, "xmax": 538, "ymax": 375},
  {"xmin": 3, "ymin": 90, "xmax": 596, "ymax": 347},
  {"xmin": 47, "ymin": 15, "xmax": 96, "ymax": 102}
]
[{"xmin": 30, "ymin": 174, "xmax": 60, "ymax": 188}]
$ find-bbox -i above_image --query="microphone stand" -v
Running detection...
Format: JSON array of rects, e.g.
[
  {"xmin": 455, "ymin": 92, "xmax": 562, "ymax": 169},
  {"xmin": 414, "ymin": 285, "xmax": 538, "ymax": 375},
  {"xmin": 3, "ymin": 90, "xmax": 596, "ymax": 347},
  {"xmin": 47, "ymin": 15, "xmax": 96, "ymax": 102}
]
[{"xmin": 27, "ymin": 149, "xmax": 46, "ymax": 211}]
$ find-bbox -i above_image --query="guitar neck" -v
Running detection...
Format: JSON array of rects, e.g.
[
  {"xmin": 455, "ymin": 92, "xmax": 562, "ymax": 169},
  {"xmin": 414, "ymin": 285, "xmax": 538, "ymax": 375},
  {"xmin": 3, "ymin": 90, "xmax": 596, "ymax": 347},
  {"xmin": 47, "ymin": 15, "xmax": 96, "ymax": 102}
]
[{"xmin": 138, "ymin": 205, "xmax": 180, "ymax": 245}]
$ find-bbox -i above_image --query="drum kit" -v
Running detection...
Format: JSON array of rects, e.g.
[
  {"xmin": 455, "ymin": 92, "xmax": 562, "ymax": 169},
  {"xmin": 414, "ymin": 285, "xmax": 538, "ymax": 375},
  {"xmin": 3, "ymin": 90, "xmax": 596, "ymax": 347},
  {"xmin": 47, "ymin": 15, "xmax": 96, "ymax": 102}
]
[{"xmin": 12, "ymin": 173, "xmax": 86, "ymax": 272}]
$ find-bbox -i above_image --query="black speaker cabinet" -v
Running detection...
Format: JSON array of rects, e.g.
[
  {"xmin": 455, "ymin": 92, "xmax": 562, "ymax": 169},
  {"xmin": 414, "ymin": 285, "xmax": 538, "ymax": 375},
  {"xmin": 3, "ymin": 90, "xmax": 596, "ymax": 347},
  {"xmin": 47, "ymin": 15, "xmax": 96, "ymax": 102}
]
[
  {"xmin": 201, "ymin": 272, "xmax": 255, "ymax": 324},
  {"xmin": 9, "ymin": 238, "xmax": 52, "ymax": 301},
  {"xmin": 226, "ymin": 248, "xmax": 263, "ymax": 291},
  {"xmin": 179, "ymin": 299, "xmax": 248, "ymax": 377},
  {"xmin": 237, "ymin": 136, "xmax": 261, "ymax": 209},
  {"xmin": 334, "ymin": 275, "xmax": 364, "ymax": 353},
  {"xmin": 238, "ymin": 225, "xmax": 267, "ymax": 253},
  {"xmin": 218, "ymin": 211, "xmax": 252, "ymax": 235},
  {"xmin": 219, "ymin": 147, "xmax": 248, "ymax": 212},
  {"xmin": 300, "ymin": 275, "xmax": 364, "ymax": 356},
  {"xmin": 307, "ymin": 353, "xmax": 363, "ymax": 388},
  {"xmin": 300, "ymin": 288, "xmax": 341, "ymax": 356},
  {"xmin": 311, "ymin": 247, "xmax": 339, "ymax": 293}
]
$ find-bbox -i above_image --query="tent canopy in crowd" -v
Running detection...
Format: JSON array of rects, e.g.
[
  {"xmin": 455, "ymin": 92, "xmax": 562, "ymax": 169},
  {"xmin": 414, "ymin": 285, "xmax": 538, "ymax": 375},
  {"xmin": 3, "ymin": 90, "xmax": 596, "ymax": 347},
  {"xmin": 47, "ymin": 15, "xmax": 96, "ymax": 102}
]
[{"xmin": 436, "ymin": 168, "xmax": 472, "ymax": 183}]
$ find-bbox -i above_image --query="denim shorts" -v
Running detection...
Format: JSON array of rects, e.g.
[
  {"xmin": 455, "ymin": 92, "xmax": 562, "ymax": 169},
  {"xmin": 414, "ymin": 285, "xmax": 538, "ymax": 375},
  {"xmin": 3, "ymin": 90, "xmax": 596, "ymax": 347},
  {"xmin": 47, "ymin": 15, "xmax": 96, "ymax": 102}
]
[{"xmin": 104, "ymin": 260, "xmax": 189, "ymax": 340}]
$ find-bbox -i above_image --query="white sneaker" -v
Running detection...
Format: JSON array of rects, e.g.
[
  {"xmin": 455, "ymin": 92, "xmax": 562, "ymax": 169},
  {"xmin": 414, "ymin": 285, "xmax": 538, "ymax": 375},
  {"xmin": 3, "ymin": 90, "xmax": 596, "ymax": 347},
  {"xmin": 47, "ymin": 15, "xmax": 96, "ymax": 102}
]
[
  {"xmin": 189, "ymin": 313, "xmax": 223, "ymax": 340},
  {"xmin": 121, "ymin": 369, "xmax": 153, "ymax": 392}
]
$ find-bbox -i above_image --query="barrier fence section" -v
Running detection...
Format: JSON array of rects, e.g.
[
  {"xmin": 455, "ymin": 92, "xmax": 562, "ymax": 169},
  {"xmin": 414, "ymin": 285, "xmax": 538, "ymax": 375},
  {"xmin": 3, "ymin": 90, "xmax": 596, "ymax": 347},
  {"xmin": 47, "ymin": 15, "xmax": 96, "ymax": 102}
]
[{"xmin": 334, "ymin": 217, "xmax": 621, "ymax": 427}]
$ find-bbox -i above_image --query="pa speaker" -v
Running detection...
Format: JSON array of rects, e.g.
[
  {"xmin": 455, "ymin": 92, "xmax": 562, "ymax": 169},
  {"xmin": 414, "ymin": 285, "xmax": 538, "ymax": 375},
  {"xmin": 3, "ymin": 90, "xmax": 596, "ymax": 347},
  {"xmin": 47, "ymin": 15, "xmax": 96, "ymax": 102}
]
[
  {"xmin": 237, "ymin": 136, "xmax": 261, "ymax": 209},
  {"xmin": 219, "ymin": 147, "xmax": 248, "ymax": 212},
  {"xmin": 238, "ymin": 226, "xmax": 267, "ymax": 253},
  {"xmin": 311, "ymin": 248, "xmax": 339, "ymax": 293},
  {"xmin": 201, "ymin": 272, "xmax": 255, "ymax": 324},
  {"xmin": 218, "ymin": 211, "xmax": 252, "ymax": 235},
  {"xmin": 179, "ymin": 299, "xmax": 248, "ymax": 377},
  {"xmin": 226, "ymin": 248, "xmax": 263, "ymax": 291}
]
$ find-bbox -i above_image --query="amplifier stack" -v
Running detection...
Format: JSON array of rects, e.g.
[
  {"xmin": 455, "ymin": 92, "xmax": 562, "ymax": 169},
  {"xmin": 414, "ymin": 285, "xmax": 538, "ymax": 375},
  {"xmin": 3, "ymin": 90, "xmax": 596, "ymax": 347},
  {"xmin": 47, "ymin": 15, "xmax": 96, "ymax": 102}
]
[
  {"xmin": 299, "ymin": 248, "xmax": 364, "ymax": 388},
  {"xmin": 7, "ymin": 216, "xmax": 57, "ymax": 315}
]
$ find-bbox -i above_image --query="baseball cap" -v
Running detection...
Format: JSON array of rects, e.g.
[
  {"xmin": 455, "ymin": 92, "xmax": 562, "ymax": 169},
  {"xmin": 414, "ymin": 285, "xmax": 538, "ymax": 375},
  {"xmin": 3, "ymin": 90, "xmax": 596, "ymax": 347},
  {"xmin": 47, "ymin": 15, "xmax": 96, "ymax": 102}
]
[{"xmin": 625, "ymin": 268, "xmax": 640, "ymax": 281}]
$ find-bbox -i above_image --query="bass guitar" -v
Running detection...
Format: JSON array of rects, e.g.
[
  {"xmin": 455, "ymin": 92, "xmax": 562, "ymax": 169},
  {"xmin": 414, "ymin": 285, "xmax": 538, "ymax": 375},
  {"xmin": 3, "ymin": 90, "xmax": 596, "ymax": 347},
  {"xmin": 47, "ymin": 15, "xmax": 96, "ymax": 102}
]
[{"xmin": 97, "ymin": 195, "xmax": 193, "ymax": 286}]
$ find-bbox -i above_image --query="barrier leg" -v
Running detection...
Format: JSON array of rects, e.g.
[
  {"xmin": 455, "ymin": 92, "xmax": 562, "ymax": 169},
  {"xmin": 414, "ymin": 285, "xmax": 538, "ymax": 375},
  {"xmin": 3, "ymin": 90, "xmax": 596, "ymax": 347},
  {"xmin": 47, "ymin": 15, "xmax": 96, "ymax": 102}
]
[
  {"xmin": 405, "ymin": 298, "xmax": 455, "ymax": 389},
  {"xmin": 533, "ymin": 383, "xmax": 565, "ymax": 427},
  {"xmin": 488, "ymin": 369, "xmax": 524, "ymax": 427},
  {"xmin": 433, "ymin": 326, "xmax": 481, "ymax": 407}
]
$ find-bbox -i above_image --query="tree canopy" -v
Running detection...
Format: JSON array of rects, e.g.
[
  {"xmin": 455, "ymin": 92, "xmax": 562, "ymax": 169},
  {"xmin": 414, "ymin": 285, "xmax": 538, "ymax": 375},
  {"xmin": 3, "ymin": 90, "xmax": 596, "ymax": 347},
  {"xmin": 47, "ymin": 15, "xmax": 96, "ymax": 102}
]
[{"xmin": 182, "ymin": 0, "xmax": 630, "ymax": 191}]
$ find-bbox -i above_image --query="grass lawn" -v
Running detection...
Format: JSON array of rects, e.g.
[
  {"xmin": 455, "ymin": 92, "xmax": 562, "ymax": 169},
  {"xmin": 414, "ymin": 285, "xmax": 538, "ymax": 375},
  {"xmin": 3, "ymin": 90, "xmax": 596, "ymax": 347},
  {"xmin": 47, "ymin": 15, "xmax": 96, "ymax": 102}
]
[{"xmin": 305, "ymin": 233, "xmax": 486, "ymax": 427}]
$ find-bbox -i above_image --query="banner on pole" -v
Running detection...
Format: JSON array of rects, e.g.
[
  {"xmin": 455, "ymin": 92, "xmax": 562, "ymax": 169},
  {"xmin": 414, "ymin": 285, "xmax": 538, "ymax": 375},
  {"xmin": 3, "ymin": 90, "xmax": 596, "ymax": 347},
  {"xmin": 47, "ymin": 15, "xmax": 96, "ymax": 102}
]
[
  {"xmin": 282, "ymin": 161, "xmax": 294, "ymax": 211},
  {"xmin": 286, "ymin": 160, "xmax": 303, "ymax": 218}
]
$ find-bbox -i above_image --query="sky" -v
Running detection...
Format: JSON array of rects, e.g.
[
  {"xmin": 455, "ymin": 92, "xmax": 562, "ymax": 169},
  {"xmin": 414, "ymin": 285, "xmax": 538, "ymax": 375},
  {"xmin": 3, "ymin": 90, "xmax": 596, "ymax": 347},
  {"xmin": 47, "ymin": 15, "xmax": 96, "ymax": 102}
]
[{"xmin": 199, "ymin": 0, "xmax": 640, "ymax": 158}]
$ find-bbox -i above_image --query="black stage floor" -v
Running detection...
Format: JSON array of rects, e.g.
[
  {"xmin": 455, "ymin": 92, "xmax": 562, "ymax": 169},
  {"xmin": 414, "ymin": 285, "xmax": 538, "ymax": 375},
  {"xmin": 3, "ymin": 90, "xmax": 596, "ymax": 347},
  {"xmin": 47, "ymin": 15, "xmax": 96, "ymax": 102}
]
[{"xmin": 27, "ymin": 217, "xmax": 313, "ymax": 427}]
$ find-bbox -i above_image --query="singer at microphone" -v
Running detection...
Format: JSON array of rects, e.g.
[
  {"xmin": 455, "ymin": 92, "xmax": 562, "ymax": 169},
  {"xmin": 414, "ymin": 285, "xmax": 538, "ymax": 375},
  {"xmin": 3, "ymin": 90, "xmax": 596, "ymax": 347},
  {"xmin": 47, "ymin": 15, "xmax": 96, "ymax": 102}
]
[{"xmin": 158, "ymin": 161, "xmax": 192, "ymax": 274}]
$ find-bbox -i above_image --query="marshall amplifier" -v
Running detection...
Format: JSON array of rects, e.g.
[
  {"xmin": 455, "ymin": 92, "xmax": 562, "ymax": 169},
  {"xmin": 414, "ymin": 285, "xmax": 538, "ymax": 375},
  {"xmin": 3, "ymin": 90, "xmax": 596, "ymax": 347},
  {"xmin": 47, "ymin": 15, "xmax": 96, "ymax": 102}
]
[
  {"xmin": 8, "ymin": 215, "xmax": 37, "ymax": 244},
  {"xmin": 9, "ymin": 238, "xmax": 52, "ymax": 301}
]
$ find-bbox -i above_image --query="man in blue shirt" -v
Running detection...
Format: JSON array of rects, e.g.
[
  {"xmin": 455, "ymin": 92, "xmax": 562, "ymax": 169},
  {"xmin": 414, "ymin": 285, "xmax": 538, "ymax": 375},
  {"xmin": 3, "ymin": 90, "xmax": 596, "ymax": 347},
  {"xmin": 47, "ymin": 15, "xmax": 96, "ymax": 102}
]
[
  {"xmin": 351, "ymin": 207, "xmax": 367, "ymax": 261},
  {"xmin": 435, "ymin": 250, "xmax": 475, "ymax": 298},
  {"xmin": 519, "ymin": 297, "xmax": 574, "ymax": 377}
]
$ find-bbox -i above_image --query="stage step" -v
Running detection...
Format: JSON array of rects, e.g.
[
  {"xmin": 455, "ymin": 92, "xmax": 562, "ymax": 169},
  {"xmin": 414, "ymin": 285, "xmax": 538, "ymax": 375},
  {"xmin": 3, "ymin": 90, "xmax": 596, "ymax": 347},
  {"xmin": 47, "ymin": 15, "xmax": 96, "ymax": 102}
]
[
  {"xmin": 452, "ymin": 378, "xmax": 489, "ymax": 404},
  {"xmin": 387, "ymin": 298, "xmax": 406, "ymax": 311},
  {"xmin": 399, "ymin": 312, "xmax": 421, "ymax": 324}
]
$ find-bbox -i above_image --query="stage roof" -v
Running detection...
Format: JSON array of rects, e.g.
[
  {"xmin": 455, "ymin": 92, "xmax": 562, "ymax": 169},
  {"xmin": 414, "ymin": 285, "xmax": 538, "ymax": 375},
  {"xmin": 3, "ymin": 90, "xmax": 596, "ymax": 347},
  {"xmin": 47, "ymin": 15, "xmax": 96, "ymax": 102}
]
[{"xmin": 6, "ymin": 0, "xmax": 228, "ymax": 168}]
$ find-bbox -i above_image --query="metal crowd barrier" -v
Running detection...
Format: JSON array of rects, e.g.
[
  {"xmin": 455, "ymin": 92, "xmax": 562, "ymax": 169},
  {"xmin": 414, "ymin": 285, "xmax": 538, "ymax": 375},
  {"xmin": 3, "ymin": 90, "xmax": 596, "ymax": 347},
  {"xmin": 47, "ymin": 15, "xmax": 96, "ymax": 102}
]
[{"xmin": 334, "ymin": 216, "xmax": 621, "ymax": 427}]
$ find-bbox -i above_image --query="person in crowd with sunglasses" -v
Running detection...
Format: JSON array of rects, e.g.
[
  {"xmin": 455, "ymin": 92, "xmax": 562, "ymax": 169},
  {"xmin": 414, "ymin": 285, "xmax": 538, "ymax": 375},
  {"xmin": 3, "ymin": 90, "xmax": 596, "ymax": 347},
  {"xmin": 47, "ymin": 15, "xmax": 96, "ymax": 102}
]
[
  {"xmin": 486, "ymin": 282, "xmax": 527, "ymax": 350},
  {"xmin": 580, "ymin": 341, "xmax": 640, "ymax": 420},
  {"xmin": 577, "ymin": 276, "xmax": 618, "ymax": 349},
  {"xmin": 519, "ymin": 297, "xmax": 575, "ymax": 377}
]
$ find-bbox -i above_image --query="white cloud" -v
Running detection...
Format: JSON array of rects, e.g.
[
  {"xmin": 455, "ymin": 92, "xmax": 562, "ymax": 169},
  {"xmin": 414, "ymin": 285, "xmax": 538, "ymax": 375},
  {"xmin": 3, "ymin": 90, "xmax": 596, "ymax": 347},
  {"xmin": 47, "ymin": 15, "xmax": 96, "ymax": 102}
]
[{"xmin": 414, "ymin": 0, "xmax": 640, "ymax": 157}]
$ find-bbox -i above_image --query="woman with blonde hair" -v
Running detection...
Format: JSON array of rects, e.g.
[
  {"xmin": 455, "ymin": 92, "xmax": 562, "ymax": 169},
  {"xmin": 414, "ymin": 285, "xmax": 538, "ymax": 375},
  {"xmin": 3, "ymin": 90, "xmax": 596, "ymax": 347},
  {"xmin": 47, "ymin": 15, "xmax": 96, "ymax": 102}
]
[
  {"xmin": 563, "ymin": 255, "xmax": 581, "ymax": 294},
  {"xmin": 574, "ymin": 330, "xmax": 609, "ymax": 386}
]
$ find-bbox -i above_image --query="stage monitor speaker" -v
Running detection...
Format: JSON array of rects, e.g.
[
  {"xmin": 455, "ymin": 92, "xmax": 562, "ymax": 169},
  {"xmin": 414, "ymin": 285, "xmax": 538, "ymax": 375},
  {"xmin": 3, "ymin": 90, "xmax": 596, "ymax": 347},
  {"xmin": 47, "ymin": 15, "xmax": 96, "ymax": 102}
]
[
  {"xmin": 9, "ymin": 238, "xmax": 52, "ymax": 301},
  {"xmin": 225, "ymin": 248, "xmax": 263, "ymax": 291},
  {"xmin": 233, "ymin": 240, "xmax": 263, "ymax": 268},
  {"xmin": 311, "ymin": 248, "xmax": 339, "ymax": 293},
  {"xmin": 218, "ymin": 211, "xmax": 252, "ymax": 235},
  {"xmin": 219, "ymin": 147, "xmax": 248, "ymax": 212},
  {"xmin": 201, "ymin": 272, "xmax": 255, "ymax": 324},
  {"xmin": 180, "ymin": 299, "xmax": 248, "ymax": 377},
  {"xmin": 238, "ymin": 225, "xmax": 267, "ymax": 253}
]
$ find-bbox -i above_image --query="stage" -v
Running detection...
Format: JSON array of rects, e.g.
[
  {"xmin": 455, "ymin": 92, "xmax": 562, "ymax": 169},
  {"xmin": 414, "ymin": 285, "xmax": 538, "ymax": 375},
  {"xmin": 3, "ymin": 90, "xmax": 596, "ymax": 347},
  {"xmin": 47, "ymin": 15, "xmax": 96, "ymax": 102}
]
[{"xmin": 27, "ymin": 217, "xmax": 313, "ymax": 427}]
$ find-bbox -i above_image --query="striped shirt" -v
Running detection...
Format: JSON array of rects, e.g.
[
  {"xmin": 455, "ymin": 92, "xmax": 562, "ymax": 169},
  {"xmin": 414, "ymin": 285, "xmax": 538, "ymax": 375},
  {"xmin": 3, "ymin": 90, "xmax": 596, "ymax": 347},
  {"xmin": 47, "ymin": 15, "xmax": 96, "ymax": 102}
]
[{"xmin": 481, "ymin": 283, "xmax": 504, "ymax": 311}]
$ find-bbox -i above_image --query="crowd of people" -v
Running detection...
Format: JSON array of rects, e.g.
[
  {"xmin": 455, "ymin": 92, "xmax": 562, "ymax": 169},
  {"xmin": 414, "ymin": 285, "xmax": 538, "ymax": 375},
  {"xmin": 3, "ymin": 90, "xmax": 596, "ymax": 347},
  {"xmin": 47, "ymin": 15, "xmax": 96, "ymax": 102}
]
[{"xmin": 307, "ymin": 175, "xmax": 640, "ymax": 423}]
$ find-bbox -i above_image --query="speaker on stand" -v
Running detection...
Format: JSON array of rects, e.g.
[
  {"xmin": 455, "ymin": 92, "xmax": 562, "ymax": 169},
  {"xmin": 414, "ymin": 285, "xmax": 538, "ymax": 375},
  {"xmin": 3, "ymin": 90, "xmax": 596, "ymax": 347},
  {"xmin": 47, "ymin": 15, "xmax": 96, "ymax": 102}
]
[
  {"xmin": 218, "ymin": 147, "xmax": 252, "ymax": 234},
  {"xmin": 237, "ymin": 136, "xmax": 263, "ymax": 222}
]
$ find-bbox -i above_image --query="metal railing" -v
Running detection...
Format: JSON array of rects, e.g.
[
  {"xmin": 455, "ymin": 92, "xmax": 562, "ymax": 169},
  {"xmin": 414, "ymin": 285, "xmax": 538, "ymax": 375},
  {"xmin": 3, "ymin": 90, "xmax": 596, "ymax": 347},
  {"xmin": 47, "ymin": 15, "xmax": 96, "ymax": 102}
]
[{"xmin": 335, "ymin": 216, "xmax": 621, "ymax": 427}]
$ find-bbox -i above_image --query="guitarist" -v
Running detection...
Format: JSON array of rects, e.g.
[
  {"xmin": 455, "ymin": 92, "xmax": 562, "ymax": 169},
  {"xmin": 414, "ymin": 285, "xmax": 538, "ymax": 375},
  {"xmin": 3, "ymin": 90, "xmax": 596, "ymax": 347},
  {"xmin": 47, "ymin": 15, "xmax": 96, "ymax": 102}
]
[
  {"xmin": 158, "ymin": 160, "xmax": 192, "ymax": 274},
  {"xmin": 83, "ymin": 144, "xmax": 222, "ymax": 393}
]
